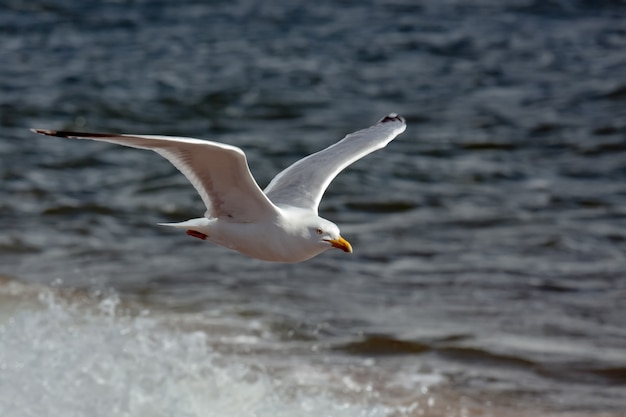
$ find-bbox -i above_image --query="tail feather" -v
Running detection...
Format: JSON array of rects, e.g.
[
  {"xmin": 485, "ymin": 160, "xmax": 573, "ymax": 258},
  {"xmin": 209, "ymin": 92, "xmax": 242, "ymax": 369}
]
[{"xmin": 158, "ymin": 218, "xmax": 210, "ymax": 230}]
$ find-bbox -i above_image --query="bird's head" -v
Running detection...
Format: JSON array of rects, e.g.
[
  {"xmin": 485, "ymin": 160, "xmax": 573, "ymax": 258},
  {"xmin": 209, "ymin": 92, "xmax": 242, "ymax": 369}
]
[{"xmin": 306, "ymin": 218, "xmax": 353, "ymax": 253}]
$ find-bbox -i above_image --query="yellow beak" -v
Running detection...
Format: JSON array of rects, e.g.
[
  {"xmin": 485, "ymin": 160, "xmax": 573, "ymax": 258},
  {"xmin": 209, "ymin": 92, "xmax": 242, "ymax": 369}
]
[{"xmin": 327, "ymin": 236, "xmax": 353, "ymax": 253}]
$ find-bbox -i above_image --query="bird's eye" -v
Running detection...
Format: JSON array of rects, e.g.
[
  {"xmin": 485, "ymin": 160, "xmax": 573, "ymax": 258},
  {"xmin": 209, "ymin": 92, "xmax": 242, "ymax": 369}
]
[{"xmin": 316, "ymin": 228, "xmax": 323, "ymax": 235}]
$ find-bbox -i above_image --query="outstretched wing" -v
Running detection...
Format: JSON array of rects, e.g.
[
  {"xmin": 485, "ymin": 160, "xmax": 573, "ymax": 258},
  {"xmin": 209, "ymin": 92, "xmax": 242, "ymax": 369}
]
[
  {"xmin": 31, "ymin": 130, "xmax": 280, "ymax": 222},
  {"xmin": 263, "ymin": 114, "xmax": 407, "ymax": 212}
]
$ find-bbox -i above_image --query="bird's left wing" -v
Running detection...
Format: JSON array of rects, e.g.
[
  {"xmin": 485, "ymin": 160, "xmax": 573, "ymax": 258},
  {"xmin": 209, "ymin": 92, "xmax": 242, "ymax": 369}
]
[
  {"xmin": 31, "ymin": 130, "xmax": 280, "ymax": 222},
  {"xmin": 264, "ymin": 114, "xmax": 406, "ymax": 212}
]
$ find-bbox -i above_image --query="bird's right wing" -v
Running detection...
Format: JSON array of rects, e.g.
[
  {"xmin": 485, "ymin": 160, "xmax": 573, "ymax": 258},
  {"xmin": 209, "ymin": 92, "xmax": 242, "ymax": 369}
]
[
  {"xmin": 31, "ymin": 130, "xmax": 280, "ymax": 222},
  {"xmin": 264, "ymin": 114, "xmax": 406, "ymax": 212}
]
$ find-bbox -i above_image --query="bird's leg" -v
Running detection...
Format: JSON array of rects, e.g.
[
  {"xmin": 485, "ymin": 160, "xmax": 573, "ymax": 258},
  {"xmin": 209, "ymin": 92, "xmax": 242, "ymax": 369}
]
[{"xmin": 186, "ymin": 230, "xmax": 208, "ymax": 240}]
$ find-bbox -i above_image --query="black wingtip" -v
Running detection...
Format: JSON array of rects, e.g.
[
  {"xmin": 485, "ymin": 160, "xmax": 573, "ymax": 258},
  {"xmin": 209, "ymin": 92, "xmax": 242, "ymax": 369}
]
[
  {"xmin": 30, "ymin": 129, "xmax": 115, "ymax": 138},
  {"xmin": 30, "ymin": 129, "xmax": 77, "ymax": 138},
  {"xmin": 379, "ymin": 113, "xmax": 405, "ymax": 124},
  {"xmin": 31, "ymin": 128, "xmax": 58, "ymax": 136}
]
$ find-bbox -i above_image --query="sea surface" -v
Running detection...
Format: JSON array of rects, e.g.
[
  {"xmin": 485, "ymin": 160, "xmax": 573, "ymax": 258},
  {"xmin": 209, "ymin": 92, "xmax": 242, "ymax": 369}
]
[{"xmin": 1, "ymin": 0, "xmax": 626, "ymax": 416}]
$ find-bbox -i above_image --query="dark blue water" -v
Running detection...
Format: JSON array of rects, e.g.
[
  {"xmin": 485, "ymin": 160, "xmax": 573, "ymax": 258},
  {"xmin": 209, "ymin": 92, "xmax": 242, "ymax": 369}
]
[{"xmin": 1, "ymin": 1, "xmax": 626, "ymax": 415}]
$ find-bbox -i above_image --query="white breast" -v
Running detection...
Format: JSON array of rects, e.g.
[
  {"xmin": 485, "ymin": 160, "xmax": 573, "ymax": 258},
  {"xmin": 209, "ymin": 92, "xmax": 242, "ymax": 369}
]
[{"xmin": 210, "ymin": 219, "xmax": 327, "ymax": 263}]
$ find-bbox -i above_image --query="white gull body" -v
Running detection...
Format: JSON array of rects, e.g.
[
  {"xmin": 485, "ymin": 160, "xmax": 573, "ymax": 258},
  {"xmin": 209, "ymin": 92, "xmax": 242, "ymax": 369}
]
[{"xmin": 32, "ymin": 114, "xmax": 406, "ymax": 262}]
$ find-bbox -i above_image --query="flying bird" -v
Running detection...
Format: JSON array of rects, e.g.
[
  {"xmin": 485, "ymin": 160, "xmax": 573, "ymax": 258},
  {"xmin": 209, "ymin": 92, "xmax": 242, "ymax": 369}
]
[{"xmin": 32, "ymin": 114, "xmax": 406, "ymax": 262}]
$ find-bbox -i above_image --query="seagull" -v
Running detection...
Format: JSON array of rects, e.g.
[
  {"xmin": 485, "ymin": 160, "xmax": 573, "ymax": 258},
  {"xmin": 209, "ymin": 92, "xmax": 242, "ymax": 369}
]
[{"xmin": 31, "ymin": 114, "xmax": 406, "ymax": 262}]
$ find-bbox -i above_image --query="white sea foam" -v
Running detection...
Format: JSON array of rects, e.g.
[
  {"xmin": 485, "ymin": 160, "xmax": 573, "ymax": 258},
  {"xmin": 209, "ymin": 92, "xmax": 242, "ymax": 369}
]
[{"xmin": 0, "ymin": 282, "xmax": 437, "ymax": 417}]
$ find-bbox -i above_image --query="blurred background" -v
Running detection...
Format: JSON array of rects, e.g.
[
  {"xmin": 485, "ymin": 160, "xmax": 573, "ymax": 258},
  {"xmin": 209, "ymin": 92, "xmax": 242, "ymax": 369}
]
[{"xmin": 1, "ymin": 0, "xmax": 625, "ymax": 416}]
